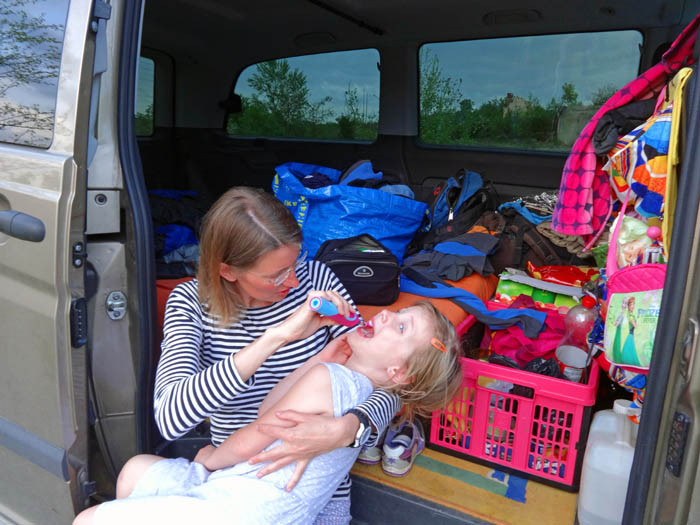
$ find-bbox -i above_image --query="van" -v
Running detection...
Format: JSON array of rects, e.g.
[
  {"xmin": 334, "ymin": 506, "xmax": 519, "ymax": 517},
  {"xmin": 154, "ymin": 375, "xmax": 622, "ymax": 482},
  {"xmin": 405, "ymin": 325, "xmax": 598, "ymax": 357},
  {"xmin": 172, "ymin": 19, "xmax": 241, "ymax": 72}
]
[{"xmin": 1, "ymin": 1, "xmax": 699, "ymax": 523}]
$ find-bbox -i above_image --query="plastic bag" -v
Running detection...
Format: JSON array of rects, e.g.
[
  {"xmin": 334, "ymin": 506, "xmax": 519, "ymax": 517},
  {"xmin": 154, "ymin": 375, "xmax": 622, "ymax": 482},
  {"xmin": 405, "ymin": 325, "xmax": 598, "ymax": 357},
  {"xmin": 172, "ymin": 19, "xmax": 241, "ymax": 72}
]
[{"xmin": 273, "ymin": 162, "xmax": 427, "ymax": 262}]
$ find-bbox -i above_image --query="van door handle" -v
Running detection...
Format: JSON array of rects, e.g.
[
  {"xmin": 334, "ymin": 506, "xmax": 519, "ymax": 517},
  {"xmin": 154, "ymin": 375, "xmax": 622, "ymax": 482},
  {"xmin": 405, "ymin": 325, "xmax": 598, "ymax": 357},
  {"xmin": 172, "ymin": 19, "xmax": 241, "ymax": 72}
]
[{"xmin": 0, "ymin": 210, "xmax": 46, "ymax": 242}]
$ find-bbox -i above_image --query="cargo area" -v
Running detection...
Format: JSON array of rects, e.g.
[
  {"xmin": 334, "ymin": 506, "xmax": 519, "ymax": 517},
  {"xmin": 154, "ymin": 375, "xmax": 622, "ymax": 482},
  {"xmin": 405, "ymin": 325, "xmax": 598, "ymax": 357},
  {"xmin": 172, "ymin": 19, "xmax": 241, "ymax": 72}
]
[{"xmin": 86, "ymin": 2, "xmax": 700, "ymax": 524}]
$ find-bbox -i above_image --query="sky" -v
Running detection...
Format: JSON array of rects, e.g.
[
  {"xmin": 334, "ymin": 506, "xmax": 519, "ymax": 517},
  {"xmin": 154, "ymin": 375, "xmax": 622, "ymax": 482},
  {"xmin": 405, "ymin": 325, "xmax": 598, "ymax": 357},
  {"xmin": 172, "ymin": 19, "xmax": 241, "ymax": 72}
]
[{"xmin": 233, "ymin": 30, "xmax": 643, "ymax": 118}]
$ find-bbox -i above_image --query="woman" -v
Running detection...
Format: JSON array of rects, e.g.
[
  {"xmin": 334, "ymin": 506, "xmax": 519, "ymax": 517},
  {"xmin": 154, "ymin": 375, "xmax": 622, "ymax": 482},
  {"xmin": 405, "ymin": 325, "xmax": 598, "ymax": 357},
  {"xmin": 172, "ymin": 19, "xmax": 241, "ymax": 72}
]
[
  {"xmin": 75, "ymin": 301, "xmax": 463, "ymax": 524},
  {"xmin": 119, "ymin": 187, "xmax": 400, "ymax": 523}
]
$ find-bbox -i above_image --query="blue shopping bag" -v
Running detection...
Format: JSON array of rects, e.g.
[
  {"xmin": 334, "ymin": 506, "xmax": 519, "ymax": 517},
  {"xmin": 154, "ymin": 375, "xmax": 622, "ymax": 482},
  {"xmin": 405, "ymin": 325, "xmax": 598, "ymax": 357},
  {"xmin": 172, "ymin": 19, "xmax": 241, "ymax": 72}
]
[{"xmin": 272, "ymin": 161, "xmax": 428, "ymax": 263}]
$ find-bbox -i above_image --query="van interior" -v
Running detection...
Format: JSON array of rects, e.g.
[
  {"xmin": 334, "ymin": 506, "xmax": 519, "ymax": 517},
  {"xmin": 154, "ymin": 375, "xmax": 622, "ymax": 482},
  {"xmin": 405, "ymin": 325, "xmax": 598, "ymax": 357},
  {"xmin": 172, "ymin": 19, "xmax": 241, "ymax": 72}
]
[{"xmin": 83, "ymin": 1, "xmax": 700, "ymax": 523}]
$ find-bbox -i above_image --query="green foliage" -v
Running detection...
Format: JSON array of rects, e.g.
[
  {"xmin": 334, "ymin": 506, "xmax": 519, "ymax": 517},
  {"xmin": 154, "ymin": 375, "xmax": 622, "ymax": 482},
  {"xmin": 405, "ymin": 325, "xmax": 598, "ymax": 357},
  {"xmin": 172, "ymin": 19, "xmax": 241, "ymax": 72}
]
[
  {"xmin": 228, "ymin": 51, "xmax": 608, "ymax": 151},
  {"xmin": 591, "ymin": 83, "xmax": 618, "ymax": 106},
  {"xmin": 134, "ymin": 104, "xmax": 154, "ymax": 136},
  {"xmin": 418, "ymin": 52, "xmax": 592, "ymax": 150},
  {"xmin": 561, "ymin": 82, "xmax": 579, "ymax": 106},
  {"xmin": 228, "ymin": 59, "xmax": 377, "ymax": 140}
]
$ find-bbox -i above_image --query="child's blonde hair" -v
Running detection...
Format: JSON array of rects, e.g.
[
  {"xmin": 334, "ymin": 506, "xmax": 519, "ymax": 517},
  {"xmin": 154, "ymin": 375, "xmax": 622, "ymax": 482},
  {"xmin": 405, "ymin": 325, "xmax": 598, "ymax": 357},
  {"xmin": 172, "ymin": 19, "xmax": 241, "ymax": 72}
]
[
  {"xmin": 197, "ymin": 187, "xmax": 302, "ymax": 325},
  {"xmin": 384, "ymin": 301, "xmax": 463, "ymax": 422}
]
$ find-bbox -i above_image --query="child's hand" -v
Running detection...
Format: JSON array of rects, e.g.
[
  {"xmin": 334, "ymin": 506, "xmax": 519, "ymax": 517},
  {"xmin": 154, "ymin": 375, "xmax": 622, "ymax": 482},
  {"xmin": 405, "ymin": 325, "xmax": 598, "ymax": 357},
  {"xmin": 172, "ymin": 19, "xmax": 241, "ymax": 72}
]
[
  {"xmin": 317, "ymin": 334, "xmax": 352, "ymax": 365},
  {"xmin": 193, "ymin": 444, "xmax": 216, "ymax": 465}
]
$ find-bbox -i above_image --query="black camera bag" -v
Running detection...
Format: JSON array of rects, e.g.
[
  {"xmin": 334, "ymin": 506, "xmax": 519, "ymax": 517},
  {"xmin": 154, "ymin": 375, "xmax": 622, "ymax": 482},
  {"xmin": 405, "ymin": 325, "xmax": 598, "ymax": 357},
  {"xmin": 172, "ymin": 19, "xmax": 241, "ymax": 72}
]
[{"xmin": 314, "ymin": 234, "xmax": 400, "ymax": 306}]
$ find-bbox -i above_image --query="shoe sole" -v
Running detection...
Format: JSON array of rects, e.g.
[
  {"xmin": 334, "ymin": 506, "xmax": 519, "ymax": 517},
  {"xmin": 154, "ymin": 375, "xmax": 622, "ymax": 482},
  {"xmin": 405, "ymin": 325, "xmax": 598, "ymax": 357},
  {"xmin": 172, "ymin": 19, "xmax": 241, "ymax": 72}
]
[
  {"xmin": 381, "ymin": 462, "xmax": 414, "ymax": 476},
  {"xmin": 357, "ymin": 457, "xmax": 381, "ymax": 465}
]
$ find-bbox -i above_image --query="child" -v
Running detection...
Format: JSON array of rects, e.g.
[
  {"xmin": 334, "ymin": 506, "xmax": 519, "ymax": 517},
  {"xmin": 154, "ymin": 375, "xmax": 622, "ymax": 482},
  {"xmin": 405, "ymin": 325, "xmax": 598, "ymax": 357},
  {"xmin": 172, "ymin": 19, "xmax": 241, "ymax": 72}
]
[{"xmin": 75, "ymin": 300, "xmax": 462, "ymax": 525}]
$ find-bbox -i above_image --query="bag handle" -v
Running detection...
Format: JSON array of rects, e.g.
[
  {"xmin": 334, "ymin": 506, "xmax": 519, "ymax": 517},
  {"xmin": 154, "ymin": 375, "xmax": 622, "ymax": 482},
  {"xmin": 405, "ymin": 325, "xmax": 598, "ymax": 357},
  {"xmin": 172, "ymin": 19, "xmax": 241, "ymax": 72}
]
[
  {"xmin": 272, "ymin": 171, "xmax": 310, "ymax": 230},
  {"xmin": 606, "ymin": 189, "xmax": 631, "ymax": 277}
]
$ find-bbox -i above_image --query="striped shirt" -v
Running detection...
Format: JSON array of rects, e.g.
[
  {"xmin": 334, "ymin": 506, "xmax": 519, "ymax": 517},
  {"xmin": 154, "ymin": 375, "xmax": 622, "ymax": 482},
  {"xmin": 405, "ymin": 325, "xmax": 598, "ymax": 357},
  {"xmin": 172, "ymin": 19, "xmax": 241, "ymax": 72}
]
[{"xmin": 154, "ymin": 260, "xmax": 400, "ymax": 499}]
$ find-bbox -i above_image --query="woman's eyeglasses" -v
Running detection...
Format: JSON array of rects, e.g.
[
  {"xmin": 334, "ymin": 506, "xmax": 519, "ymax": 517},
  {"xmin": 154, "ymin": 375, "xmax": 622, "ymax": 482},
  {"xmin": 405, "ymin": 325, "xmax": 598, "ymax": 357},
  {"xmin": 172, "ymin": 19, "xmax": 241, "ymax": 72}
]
[{"xmin": 266, "ymin": 249, "xmax": 307, "ymax": 286}]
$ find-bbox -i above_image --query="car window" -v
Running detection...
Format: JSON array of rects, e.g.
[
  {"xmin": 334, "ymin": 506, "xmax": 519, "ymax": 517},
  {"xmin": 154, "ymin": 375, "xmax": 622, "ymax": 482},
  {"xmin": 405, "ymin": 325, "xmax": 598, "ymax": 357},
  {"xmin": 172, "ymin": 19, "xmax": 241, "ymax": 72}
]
[
  {"xmin": 0, "ymin": 0, "xmax": 70, "ymax": 148},
  {"xmin": 419, "ymin": 31, "xmax": 643, "ymax": 152},
  {"xmin": 227, "ymin": 49, "xmax": 380, "ymax": 141},
  {"xmin": 135, "ymin": 56, "xmax": 155, "ymax": 136}
]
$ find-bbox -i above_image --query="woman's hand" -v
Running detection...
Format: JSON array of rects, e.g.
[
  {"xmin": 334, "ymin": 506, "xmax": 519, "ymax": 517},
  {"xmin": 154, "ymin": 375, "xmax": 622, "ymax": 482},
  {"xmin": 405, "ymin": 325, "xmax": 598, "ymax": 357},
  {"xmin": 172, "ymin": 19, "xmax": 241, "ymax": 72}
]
[
  {"xmin": 193, "ymin": 444, "xmax": 216, "ymax": 466},
  {"xmin": 249, "ymin": 411, "xmax": 359, "ymax": 491},
  {"xmin": 273, "ymin": 291, "xmax": 356, "ymax": 343}
]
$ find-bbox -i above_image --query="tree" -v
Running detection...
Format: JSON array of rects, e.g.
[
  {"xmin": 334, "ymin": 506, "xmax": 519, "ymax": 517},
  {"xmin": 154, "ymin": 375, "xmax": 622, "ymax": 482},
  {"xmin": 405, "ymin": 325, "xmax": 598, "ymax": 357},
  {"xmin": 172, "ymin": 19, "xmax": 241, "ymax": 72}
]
[
  {"xmin": 591, "ymin": 83, "xmax": 618, "ymax": 106},
  {"xmin": 419, "ymin": 48, "xmax": 463, "ymax": 143},
  {"xmin": 0, "ymin": 0, "xmax": 63, "ymax": 145},
  {"xmin": 243, "ymin": 59, "xmax": 331, "ymax": 137},
  {"xmin": 561, "ymin": 82, "xmax": 580, "ymax": 106}
]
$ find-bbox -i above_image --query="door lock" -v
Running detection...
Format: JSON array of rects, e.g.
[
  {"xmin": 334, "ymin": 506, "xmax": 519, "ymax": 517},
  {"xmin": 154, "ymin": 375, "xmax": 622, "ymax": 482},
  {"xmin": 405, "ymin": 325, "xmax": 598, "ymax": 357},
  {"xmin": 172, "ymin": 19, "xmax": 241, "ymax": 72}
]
[{"xmin": 105, "ymin": 291, "xmax": 127, "ymax": 320}]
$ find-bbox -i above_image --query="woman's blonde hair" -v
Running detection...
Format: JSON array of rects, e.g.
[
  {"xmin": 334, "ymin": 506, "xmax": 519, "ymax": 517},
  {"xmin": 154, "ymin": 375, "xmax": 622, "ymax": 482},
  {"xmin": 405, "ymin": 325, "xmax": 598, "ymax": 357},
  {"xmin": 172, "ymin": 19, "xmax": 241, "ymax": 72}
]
[
  {"xmin": 384, "ymin": 301, "xmax": 463, "ymax": 422},
  {"xmin": 197, "ymin": 187, "xmax": 302, "ymax": 325}
]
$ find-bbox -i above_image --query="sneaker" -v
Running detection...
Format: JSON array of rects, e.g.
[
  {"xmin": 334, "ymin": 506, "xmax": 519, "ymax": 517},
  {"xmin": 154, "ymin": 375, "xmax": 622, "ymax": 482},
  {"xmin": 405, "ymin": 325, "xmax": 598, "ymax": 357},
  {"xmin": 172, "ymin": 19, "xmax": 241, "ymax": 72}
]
[
  {"xmin": 381, "ymin": 418, "xmax": 425, "ymax": 476},
  {"xmin": 357, "ymin": 427, "xmax": 387, "ymax": 465}
]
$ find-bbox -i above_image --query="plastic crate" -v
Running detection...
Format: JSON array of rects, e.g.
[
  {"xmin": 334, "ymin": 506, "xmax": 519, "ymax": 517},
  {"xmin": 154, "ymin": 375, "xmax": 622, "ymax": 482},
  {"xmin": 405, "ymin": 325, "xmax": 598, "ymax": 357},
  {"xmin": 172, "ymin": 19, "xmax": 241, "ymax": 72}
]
[{"xmin": 429, "ymin": 307, "xmax": 599, "ymax": 491}]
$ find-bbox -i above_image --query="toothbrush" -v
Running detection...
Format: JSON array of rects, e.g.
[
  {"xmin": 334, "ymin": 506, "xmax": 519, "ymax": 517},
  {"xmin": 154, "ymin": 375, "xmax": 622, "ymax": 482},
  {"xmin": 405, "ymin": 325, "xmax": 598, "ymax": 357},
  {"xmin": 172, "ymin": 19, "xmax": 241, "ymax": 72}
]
[{"xmin": 309, "ymin": 296, "xmax": 361, "ymax": 327}]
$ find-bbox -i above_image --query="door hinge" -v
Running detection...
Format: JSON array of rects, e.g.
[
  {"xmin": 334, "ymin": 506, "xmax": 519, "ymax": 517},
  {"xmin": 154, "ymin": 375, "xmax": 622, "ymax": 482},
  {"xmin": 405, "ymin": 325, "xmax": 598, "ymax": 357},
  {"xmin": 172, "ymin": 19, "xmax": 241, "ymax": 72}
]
[{"xmin": 91, "ymin": 0, "xmax": 112, "ymax": 29}]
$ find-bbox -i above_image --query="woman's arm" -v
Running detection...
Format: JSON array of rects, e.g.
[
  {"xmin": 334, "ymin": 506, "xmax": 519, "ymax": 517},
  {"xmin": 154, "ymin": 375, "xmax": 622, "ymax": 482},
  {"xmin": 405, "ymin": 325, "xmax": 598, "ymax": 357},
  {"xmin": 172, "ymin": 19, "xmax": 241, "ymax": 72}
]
[
  {"xmin": 155, "ymin": 284, "xmax": 342, "ymax": 440},
  {"xmin": 202, "ymin": 364, "xmax": 334, "ymax": 471},
  {"xmin": 154, "ymin": 284, "xmax": 290, "ymax": 440},
  {"xmin": 248, "ymin": 389, "xmax": 401, "ymax": 487}
]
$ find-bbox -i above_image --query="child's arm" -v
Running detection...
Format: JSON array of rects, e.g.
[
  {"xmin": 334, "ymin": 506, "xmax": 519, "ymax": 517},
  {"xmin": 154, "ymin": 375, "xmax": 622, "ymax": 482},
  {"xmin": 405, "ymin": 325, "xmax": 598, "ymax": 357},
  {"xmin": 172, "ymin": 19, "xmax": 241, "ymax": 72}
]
[
  {"xmin": 202, "ymin": 363, "xmax": 334, "ymax": 471},
  {"xmin": 259, "ymin": 335, "xmax": 351, "ymax": 416}
]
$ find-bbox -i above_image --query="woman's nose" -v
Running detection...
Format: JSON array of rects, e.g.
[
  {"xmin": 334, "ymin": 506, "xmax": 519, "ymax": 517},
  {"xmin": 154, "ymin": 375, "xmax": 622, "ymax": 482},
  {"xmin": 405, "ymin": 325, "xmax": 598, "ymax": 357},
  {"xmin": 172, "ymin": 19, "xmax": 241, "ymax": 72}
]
[{"xmin": 283, "ymin": 267, "xmax": 300, "ymax": 288}]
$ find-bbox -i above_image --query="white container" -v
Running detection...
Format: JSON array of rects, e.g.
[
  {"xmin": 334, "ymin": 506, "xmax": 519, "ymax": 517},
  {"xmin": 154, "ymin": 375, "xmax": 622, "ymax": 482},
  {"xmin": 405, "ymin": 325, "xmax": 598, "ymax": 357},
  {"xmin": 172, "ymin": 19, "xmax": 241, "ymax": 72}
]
[{"xmin": 577, "ymin": 399, "xmax": 641, "ymax": 525}]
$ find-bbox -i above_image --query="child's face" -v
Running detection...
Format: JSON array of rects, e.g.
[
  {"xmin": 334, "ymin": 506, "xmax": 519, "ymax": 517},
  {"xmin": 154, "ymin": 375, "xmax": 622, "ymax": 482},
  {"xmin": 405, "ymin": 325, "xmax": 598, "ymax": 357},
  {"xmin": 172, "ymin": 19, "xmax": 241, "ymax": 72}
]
[
  {"xmin": 347, "ymin": 306, "xmax": 433, "ymax": 379},
  {"xmin": 628, "ymin": 298, "xmax": 635, "ymax": 311}
]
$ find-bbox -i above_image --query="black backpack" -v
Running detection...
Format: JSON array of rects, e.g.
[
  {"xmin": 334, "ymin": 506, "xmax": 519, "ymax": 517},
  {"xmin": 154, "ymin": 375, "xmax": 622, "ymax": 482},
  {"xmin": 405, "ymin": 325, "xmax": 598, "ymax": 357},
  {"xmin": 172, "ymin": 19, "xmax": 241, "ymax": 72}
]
[
  {"xmin": 406, "ymin": 177, "xmax": 499, "ymax": 256},
  {"xmin": 475, "ymin": 208, "xmax": 594, "ymax": 274}
]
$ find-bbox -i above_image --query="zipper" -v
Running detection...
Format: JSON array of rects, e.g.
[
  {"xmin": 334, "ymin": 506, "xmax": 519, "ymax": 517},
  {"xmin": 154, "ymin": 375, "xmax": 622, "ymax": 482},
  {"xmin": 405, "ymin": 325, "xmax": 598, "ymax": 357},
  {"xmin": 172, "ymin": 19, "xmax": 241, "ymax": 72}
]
[{"xmin": 329, "ymin": 257, "xmax": 397, "ymax": 266}]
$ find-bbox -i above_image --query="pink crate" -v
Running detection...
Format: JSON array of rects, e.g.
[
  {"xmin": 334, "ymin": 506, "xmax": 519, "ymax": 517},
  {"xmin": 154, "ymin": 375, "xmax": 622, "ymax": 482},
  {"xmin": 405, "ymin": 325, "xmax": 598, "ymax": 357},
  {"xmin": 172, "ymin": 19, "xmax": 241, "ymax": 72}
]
[{"xmin": 430, "ymin": 305, "xmax": 599, "ymax": 490}]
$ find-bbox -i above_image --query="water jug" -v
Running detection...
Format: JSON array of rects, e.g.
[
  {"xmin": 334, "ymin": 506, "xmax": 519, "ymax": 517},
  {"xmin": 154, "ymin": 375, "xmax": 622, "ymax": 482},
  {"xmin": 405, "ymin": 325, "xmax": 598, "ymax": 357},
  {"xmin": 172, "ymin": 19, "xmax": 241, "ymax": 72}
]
[{"xmin": 577, "ymin": 399, "xmax": 641, "ymax": 525}]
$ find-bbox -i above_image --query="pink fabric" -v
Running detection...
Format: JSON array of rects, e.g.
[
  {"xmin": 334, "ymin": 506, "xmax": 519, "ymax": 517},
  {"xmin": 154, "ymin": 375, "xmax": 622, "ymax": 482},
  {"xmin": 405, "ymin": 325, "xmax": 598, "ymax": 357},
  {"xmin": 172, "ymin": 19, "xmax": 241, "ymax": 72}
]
[
  {"xmin": 552, "ymin": 14, "xmax": 700, "ymax": 248},
  {"xmin": 483, "ymin": 297, "xmax": 566, "ymax": 367}
]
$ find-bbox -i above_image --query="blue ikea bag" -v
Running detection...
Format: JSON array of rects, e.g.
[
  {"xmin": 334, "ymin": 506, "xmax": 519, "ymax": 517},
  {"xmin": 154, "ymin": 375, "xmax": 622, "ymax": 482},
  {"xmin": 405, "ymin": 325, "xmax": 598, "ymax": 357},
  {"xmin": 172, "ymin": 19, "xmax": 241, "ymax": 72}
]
[{"xmin": 272, "ymin": 162, "xmax": 428, "ymax": 263}]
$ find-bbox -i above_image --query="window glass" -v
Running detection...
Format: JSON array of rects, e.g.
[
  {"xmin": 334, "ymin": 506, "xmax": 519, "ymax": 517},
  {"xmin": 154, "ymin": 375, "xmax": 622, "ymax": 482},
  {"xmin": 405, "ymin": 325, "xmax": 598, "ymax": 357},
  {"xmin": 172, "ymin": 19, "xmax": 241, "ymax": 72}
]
[
  {"xmin": 419, "ymin": 31, "xmax": 643, "ymax": 151},
  {"xmin": 135, "ymin": 56, "xmax": 155, "ymax": 136},
  {"xmin": 0, "ymin": 0, "xmax": 70, "ymax": 148},
  {"xmin": 228, "ymin": 49, "xmax": 380, "ymax": 141}
]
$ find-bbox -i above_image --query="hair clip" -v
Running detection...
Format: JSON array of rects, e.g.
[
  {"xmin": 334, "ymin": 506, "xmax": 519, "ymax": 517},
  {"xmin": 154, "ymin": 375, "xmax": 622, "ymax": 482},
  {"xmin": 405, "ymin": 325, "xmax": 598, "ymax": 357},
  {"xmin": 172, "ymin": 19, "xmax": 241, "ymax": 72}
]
[{"xmin": 431, "ymin": 337, "xmax": 447, "ymax": 353}]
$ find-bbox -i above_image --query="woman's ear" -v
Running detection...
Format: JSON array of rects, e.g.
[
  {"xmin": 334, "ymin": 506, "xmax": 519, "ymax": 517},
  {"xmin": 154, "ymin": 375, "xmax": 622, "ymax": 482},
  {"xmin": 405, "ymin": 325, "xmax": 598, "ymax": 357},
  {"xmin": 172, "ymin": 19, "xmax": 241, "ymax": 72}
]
[{"xmin": 219, "ymin": 263, "xmax": 237, "ymax": 283}]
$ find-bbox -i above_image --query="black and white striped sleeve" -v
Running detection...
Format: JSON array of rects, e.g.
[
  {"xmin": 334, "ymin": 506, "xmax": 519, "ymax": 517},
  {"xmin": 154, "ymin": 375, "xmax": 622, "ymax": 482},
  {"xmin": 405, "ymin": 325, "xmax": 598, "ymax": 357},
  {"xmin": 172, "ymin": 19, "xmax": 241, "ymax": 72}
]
[
  {"xmin": 153, "ymin": 282, "xmax": 251, "ymax": 440},
  {"xmin": 355, "ymin": 389, "xmax": 401, "ymax": 447}
]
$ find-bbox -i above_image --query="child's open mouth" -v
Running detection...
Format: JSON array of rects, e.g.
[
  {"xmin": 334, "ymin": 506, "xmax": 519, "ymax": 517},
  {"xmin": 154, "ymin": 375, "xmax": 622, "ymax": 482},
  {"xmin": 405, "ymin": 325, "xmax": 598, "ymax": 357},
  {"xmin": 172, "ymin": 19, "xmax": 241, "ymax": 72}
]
[{"xmin": 359, "ymin": 320, "xmax": 374, "ymax": 338}]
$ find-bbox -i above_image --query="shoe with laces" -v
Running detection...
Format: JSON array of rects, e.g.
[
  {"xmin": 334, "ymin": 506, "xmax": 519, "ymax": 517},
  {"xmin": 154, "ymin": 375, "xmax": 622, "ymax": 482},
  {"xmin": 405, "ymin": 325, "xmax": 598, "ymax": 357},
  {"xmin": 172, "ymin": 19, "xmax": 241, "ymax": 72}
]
[{"xmin": 381, "ymin": 418, "xmax": 425, "ymax": 476}]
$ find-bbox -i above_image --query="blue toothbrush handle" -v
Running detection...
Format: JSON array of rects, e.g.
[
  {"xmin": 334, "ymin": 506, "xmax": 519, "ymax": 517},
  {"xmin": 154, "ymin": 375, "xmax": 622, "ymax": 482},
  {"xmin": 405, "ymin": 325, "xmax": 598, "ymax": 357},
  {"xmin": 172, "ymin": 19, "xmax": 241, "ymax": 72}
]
[{"xmin": 309, "ymin": 297, "xmax": 360, "ymax": 327}]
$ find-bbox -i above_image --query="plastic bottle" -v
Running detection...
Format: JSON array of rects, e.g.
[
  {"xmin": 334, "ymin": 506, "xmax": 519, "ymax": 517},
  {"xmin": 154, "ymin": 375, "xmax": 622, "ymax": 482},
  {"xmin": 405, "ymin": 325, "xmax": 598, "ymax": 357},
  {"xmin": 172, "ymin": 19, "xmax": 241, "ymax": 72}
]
[
  {"xmin": 577, "ymin": 399, "xmax": 641, "ymax": 525},
  {"xmin": 559, "ymin": 295, "xmax": 598, "ymax": 349},
  {"xmin": 555, "ymin": 296, "xmax": 598, "ymax": 381}
]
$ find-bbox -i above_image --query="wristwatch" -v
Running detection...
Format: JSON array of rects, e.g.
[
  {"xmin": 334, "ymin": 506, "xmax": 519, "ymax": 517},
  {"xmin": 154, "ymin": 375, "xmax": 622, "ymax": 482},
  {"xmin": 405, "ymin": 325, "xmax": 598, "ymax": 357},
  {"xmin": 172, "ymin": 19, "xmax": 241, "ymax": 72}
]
[{"xmin": 346, "ymin": 408, "xmax": 372, "ymax": 448}]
